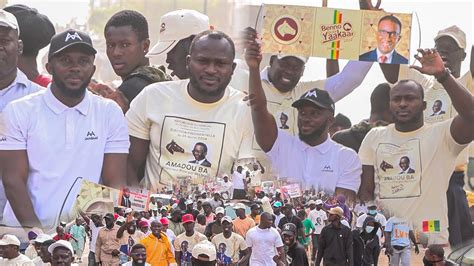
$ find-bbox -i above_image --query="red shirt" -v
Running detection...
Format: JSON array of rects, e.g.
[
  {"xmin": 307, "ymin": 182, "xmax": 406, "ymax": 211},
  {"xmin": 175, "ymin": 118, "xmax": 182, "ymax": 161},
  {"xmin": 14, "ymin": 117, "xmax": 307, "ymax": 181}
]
[{"xmin": 53, "ymin": 233, "xmax": 72, "ymax": 241}]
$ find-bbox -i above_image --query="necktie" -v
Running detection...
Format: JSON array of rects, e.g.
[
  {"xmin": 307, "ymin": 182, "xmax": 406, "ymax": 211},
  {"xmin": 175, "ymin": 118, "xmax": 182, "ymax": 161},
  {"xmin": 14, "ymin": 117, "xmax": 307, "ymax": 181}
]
[{"xmin": 379, "ymin": 55, "xmax": 387, "ymax": 63}]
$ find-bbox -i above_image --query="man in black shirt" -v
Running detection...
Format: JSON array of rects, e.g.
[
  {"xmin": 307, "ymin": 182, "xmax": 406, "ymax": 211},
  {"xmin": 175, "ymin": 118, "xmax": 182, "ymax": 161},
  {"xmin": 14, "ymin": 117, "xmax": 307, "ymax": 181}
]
[
  {"xmin": 315, "ymin": 207, "xmax": 353, "ymax": 266},
  {"xmin": 278, "ymin": 204, "xmax": 305, "ymax": 242},
  {"xmin": 104, "ymin": 10, "xmax": 170, "ymax": 105},
  {"xmin": 282, "ymin": 222, "xmax": 309, "ymax": 266}
]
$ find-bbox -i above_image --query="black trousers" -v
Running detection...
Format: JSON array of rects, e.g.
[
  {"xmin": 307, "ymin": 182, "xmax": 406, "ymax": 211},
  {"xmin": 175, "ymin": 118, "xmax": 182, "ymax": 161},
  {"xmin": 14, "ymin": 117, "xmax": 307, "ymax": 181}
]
[{"xmin": 447, "ymin": 171, "xmax": 474, "ymax": 248}]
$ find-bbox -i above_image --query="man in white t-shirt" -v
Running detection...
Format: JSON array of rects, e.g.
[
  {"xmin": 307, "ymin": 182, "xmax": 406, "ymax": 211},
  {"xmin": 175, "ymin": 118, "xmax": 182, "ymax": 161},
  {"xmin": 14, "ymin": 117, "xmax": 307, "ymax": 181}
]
[
  {"xmin": 380, "ymin": 25, "xmax": 474, "ymax": 247},
  {"xmin": 219, "ymin": 175, "xmax": 233, "ymax": 200},
  {"xmin": 1, "ymin": 234, "xmax": 34, "ymax": 265},
  {"xmin": 211, "ymin": 216, "xmax": 250, "ymax": 265},
  {"xmin": 0, "ymin": 29, "xmax": 129, "ymax": 229},
  {"xmin": 174, "ymin": 214, "xmax": 207, "ymax": 265},
  {"xmin": 308, "ymin": 199, "xmax": 327, "ymax": 261},
  {"xmin": 245, "ymin": 38, "xmax": 362, "ymax": 203},
  {"xmin": 127, "ymin": 30, "xmax": 253, "ymax": 192},
  {"xmin": 246, "ymin": 212, "xmax": 285, "ymax": 266},
  {"xmin": 359, "ymin": 48, "xmax": 473, "ymax": 245},
  {"xmin": 0, "ymin": 10, "xmax": 43, "ymax": 222},
  {"xmin": 231, "ymin": 165, "xmax": 247, "ymax": 199}
]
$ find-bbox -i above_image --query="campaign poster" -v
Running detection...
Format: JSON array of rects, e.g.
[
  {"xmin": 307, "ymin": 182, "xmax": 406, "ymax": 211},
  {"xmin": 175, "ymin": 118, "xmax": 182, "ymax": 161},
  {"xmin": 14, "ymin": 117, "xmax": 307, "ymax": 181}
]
[
  {"xmin": 261, "ymin": 4, "xmax": 412, "ymax": 64},
  {"xmin": 375, "ymin": 139, "xmax": 422, "ymax": 199},
  {"xmin": 118, "ymin": 187, "xmax": 150, "ymax": 211},
  {"xmin": 281, "ymin": 183, "xmax": 302, "ymax": 199},
  {"xmin": 70, "ymin": 180, "xmax": 120, "ymax": 218},
  {"xmin": 261, "ymin": 4, "xmax": 315, "ymax": 57},
  {"xmin": 313, "ymin": 7, "xmax": 362, "ymax": 60},
  {"xmin": 159, "ymin": 116, "xmax": 225, "ymax": 185}
]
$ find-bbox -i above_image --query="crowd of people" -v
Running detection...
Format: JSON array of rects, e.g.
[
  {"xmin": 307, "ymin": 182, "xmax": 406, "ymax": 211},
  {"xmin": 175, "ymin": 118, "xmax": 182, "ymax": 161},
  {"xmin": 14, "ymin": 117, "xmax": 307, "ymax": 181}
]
[{"xmin": 0, "ymin": 0, "xmax": 472, "ymax": 265}]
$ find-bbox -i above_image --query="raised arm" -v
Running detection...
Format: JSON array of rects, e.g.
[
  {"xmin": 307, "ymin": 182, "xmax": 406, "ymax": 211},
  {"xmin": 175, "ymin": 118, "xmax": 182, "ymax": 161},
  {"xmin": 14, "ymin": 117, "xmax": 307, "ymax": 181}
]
[
  {"xmin": 411, "ymin": 48, "xmax": 474, "ymax": 144},
  {"xmin": 0, "ymin": 150, "xmax": 41, "ymax": 228},
  {"xmin": 244, "ymin": 28, "xmax": 278, "ymax": 152}
]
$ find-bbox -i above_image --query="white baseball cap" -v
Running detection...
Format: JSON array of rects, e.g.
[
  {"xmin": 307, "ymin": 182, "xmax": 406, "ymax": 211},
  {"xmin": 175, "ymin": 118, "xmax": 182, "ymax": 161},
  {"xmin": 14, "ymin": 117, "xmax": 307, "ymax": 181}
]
[
  {"xmin": 0, "ymin": 10, "xmax": 19, "ymax": 35},
  {"xmin": 192, "ymin": 240, "xmax": 216, "ymax": 261},
  {"xmin": 147, "ymin": 9, "xmax": 210, "ymax": 57},
  {"xmin": 215, "ymin": 207, "xmax": 225, "ymax": 215},
  {"xmin": 1, "ymin": 234, "xmax": 20, "ymax": 246},
  {"xmin": 233, "ymin": 203, "xmax": 246, "ymax": 210},
  {"xmin": 434, "ymin": 25, "xmax": 466, "ymax": 49},
  {"xmin": 33, "ymin": 234, "xmax": 53, "ymax": 244},
  {"xmin": 315, "ymin": 199, "xmax": 323, "ymax": 205},
  {"xmin": 276, "ymin": 54, "xmax": 308, "ymax": 63},
  {"xmin": 48, "ymin": 240, "xmax": 74, "ymax": 254},
  {"xmin": 185, "ymin": 199, "xmax": 194, "ymax": 205}
]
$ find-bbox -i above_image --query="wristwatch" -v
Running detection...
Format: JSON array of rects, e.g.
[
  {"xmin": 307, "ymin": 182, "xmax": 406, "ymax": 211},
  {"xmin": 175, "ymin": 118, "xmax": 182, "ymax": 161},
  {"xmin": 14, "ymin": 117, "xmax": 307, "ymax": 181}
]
[{"xmin": 435, "ymin": 67, "xmax": 451, "ymax": 83}]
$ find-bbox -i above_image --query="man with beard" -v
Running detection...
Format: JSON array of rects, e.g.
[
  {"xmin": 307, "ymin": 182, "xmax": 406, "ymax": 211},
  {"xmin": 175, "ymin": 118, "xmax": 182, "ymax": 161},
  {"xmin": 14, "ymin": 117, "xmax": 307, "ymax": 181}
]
[
  {"xmin": 359, "ymin": 48, "xmax": 473, "ymax": 246},
  {"xmin": 0, "ymin": 29, "xmax": 129, "ymax": 229},
  {"xmin": 96, "ymin": 213, "xmax": 121, "ymax": 265},
  {"xmin": 140, "ymin": 220, "xmax": 176, "ymax": 265},
  {"xmin": 211, "ymin": 216, "xmax": 250, "ymax": 265},
  {"xmin": 127, "ymin": 30, "xmax": 253, "ymax": 192},
  {"xmin": 104, "ymin": 10, "xmax": 170, "ymax": 105},
  {"xmin": 0, "ymin": 9, "xmax": 43, "ymax": 222},
  {"xmin": 281, "ymin": 223, "xmax": 309, "ymax": 266},
  {"xmin": 244, "ymin": 35, "xmax": 362, "ymax": 204},
  {"xmin": 122, "ymin": 244, "xmax": 150, "ymax": 266},
  {"xmin": 117, "ymin": 215, "xmax": 146, "ymax": 257}
]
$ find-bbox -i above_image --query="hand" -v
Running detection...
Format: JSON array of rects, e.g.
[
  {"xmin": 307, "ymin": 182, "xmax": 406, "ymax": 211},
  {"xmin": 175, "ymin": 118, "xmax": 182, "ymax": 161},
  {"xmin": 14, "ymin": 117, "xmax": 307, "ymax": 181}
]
[
  {"xmin": 88, "ymin": 83, "xmax": 130, "ymax": 113},
  {"xmin": 359, "ymin": 0, "xmax": 383, "ymax": 10},
  {"xmin": 111, "ymin": 249, "xmax": 120, "ymax": 257},
  {"xmin": 414, "ymin": 245, "xmax": 419, "ymax": 254},
  {"xmin": 411, "ymin": 48, "xmax": 446, "ymax": 77},
  {"xmin": 243, "ymin": 27, "xmax": 262, "ymax": 69}
]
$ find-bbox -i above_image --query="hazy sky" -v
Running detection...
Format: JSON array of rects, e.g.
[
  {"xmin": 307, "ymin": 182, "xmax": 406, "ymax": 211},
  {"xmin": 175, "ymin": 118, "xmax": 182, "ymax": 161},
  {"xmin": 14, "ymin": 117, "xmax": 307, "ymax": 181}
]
[{"xmin": 6, "ymin": 0, "xmax": 473, "ymax": 123}]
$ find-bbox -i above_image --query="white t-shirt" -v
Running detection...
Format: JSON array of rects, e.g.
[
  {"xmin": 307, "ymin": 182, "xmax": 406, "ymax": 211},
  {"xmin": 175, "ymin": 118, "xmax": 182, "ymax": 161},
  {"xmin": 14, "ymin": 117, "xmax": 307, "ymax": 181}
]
[
  {"xmin": 165, "ymin": 228, "xmax": 176, "ymax": 253},
  {"xmin": 126, "ymin": 79, "xmax": 253, "ymax": 191},
  {"xmin": 308, "ymin": 209, "xmax": 327, "ymax": 234},
  {"xmin": 0, "ymin": 69, "xmax": 42, "ymax": 220},
  {"xmin": 231, "ymin": 171, "xmax": 246, "ymax": 190},
  {"xmin": 220, "ymin": 180, "xmax": 233, "ymax": 194},
  {"xmin": 88, "ymin": 217, "xmax": 103, "ymax": 253},
  {"xmin": 359, "ymin": 119, "xmax": 468, "ymax": 244},
  {"xmin": 4, "ymin": 253, "xmax": 34, "ymax": 266},
  {"xmin": 211, "ymin": 232, "xmax": 248, "ymax": 263},
  {"xmin": 246, "ymin": 226, "xmax": 284, "ymax": 266},
  {"xmin": 0, "ymin": 88, "xmax": 129, "ymax": 228},
  {"xmin": 268, "ymin": 131, "xmax": 362, "ymax": 194},
  {"xmin": 397, "ymin": 66, "xmax": 473, "ymax": 168}
]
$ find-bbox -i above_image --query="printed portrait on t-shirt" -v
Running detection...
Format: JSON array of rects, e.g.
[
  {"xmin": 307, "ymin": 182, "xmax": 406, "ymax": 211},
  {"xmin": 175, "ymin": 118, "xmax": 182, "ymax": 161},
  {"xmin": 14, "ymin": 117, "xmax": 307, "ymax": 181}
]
[
  {"xmin": 159, "ymin": 116, "xmax": 225, "ymax": 185},
  {"xmin": 424, "ymin": 86, "xmax": 452, "ymax": 124},
  {"xmin": 375, "ymin": 139, "xmax": 421, "ymax": 199},
  {"xmin": 279, "ymin": 112, "xmax": 290, "ymax": 129},
  {"xmin": 180, "ymin": 240, "xmax": 192, "ymax": 263},
  {"xmin": 188, "ymin": 142, "xmax": 212, "ymax": 167},
  {"xmin": 398, "ymin": 156, "xmax": 415, "ymax": 174},
  {"xmin": 216, "ymin": 242, "xmax": 232, "ymax": 265}
]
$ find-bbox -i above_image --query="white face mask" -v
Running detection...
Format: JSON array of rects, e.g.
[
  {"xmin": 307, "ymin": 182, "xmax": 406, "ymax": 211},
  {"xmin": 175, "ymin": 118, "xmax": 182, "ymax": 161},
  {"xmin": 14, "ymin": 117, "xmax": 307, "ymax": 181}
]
[{"xmin": 365, "ymin": 225, "xmax": 375, "ymax": 233}]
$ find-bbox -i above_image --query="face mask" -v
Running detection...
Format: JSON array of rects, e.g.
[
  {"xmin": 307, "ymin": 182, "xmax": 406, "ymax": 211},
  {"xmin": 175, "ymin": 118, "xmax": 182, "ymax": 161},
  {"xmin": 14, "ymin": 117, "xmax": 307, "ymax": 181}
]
[
  {"xmin": 365, "ymin": 226, "xmax": 375, "ymax": 233},
  {"xmin": 368, "ymin": 210, "xmax": 377, "ymax": 216}
]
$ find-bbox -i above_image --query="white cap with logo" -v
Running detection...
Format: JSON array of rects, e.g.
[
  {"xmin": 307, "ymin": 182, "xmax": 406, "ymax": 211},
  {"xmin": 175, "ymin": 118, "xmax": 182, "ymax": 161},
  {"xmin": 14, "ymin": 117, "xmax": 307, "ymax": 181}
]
[
  {"xmin": 0, "ymin": 10, "xmax": 19, "ymax": 35},
  {"xmin": 147, "ymin": 9, "xmax": 210, "ymax": 57}
]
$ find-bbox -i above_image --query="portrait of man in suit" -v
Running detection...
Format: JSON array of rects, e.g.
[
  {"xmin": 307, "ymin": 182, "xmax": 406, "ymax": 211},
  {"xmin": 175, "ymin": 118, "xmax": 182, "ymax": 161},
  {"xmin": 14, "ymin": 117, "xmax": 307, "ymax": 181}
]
[
  {"xmin": 431, "ymin": 99, "xmax": 446, "ymax": 116},
  {"xmin": 189, "ymin": 142, "xmax": 212, "ymax": 167},
  {"xmin": 359, "ymin": 15, "xmax": 408, "ymax": 64},
  {"xmin": 279, "ymin": 112, "xmax": 290, "ymax": 129},
  {"xmin": 120, "ymin": 187, "xmax": 132, "ymax": 207},
  {"xmin": 399, "ymin": 156, "xmax": 415, "ymax": 174}
]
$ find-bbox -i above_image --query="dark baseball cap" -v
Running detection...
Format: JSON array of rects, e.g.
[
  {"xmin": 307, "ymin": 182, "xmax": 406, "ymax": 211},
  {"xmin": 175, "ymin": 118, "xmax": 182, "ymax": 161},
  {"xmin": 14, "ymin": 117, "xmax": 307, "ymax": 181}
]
[
  {"xmin": 3, "ymin": 5, "xmax": 55, "ymax": 55},
  {"xmin": 292, "ymin": 88, "xmax": 335, "ymax": 113},
  {"xmin": 104, "ymin": 213, "xmax": 114, "ymax": 220},
  {"xmin": 48, "ymin": 29, "xmax": 96, "ymax": 59},
  {"xmin": 281, "ymin": 223, "xmax": 297, "ymax": 236}
]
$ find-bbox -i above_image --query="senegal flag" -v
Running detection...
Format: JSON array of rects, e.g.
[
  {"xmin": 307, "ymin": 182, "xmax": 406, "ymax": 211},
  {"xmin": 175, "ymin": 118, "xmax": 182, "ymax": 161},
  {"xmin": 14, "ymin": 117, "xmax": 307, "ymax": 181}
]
[{"xmin": 422, "ymin": 220, "xmax": 440, "ymax": 232}]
